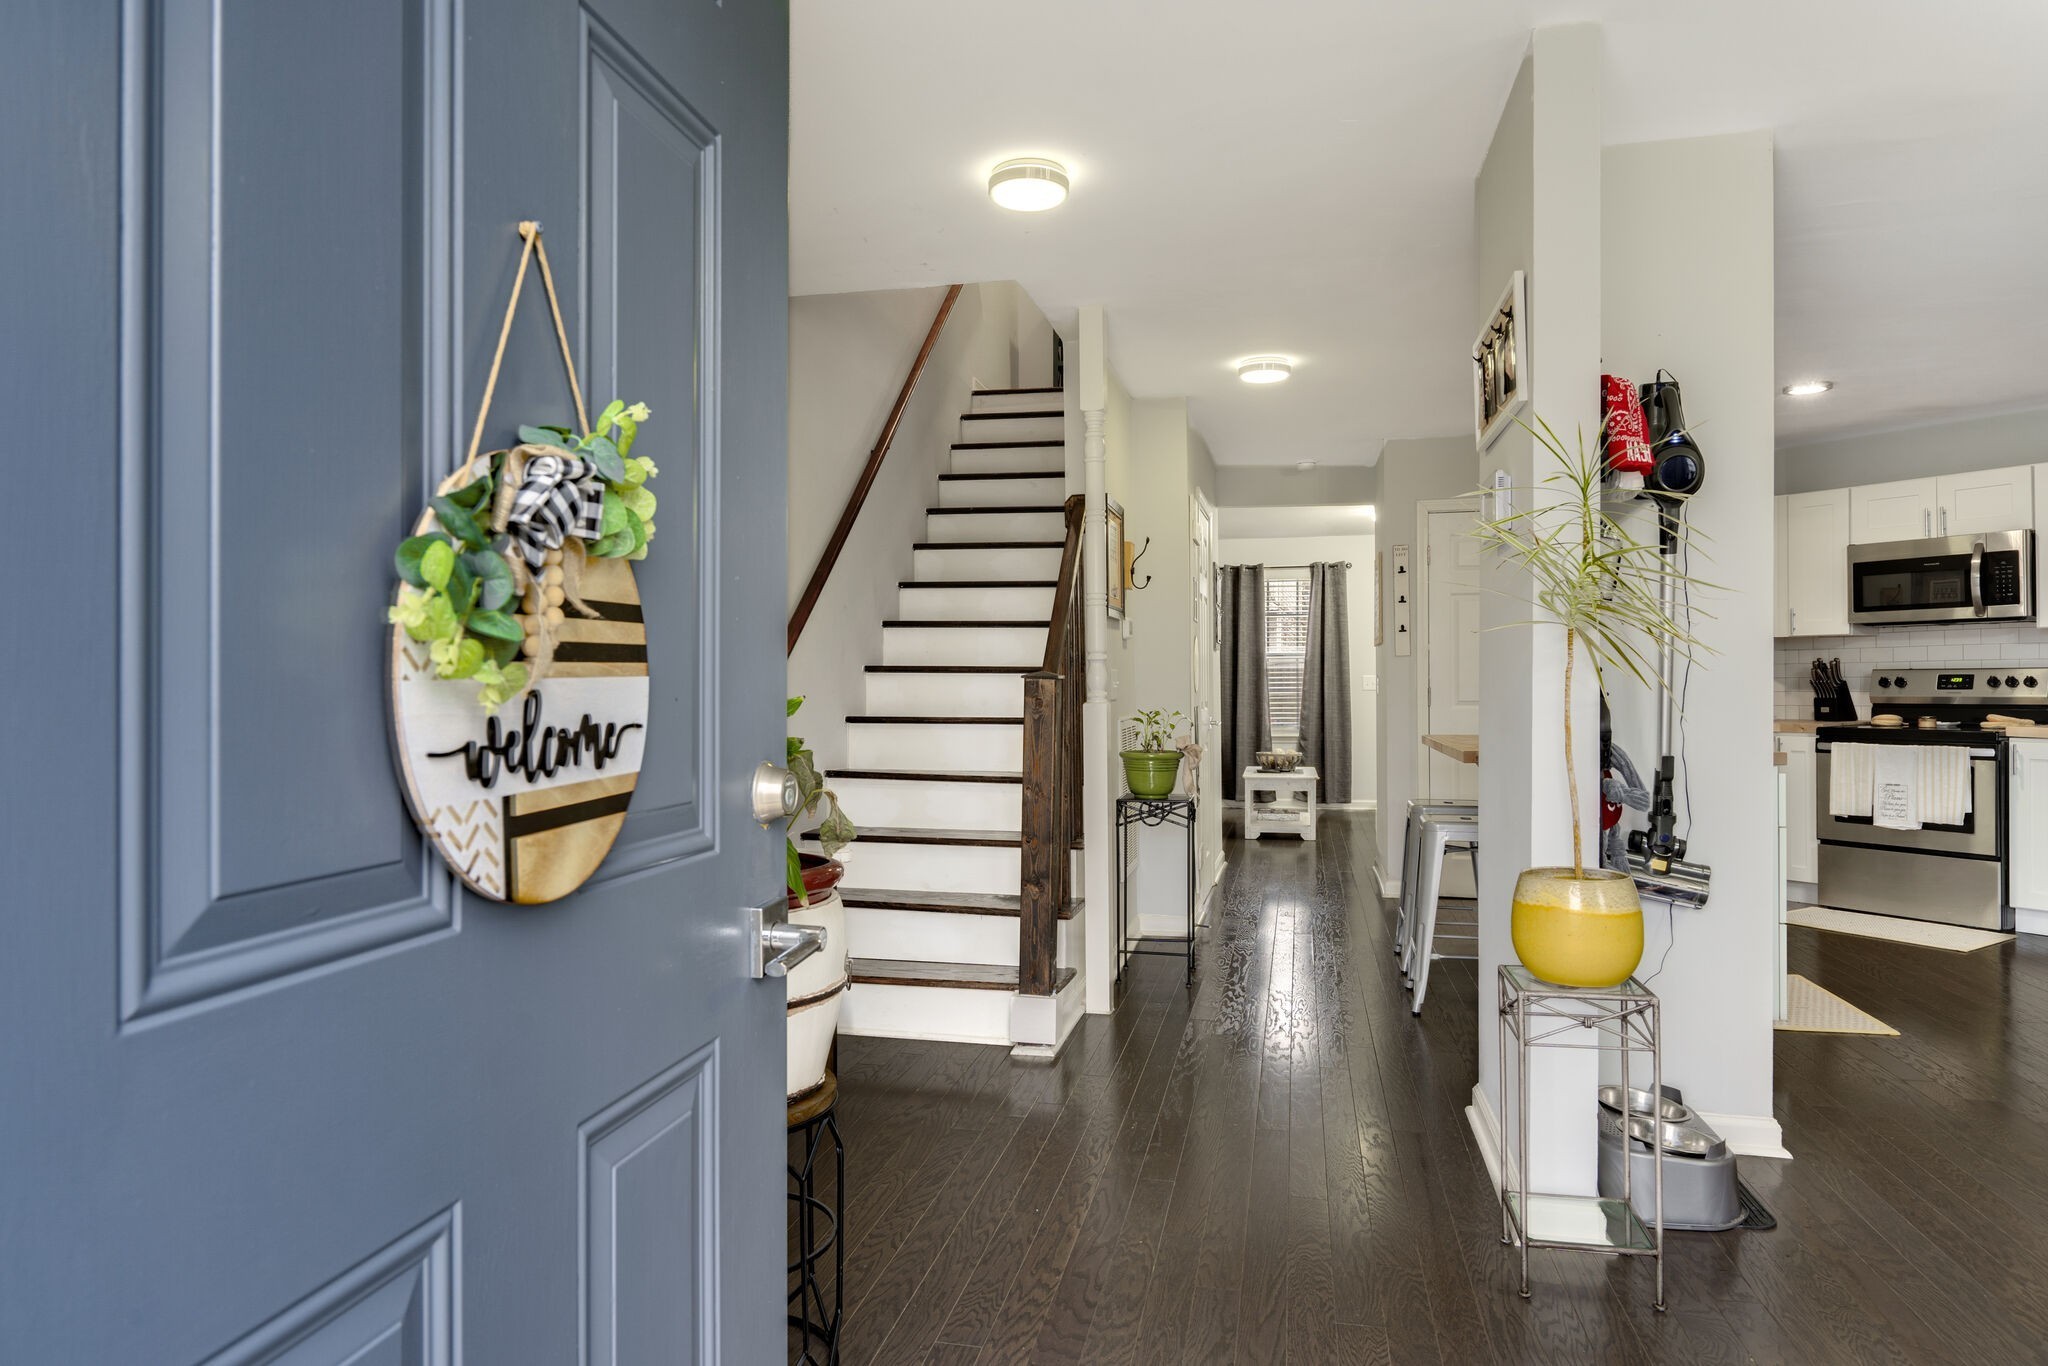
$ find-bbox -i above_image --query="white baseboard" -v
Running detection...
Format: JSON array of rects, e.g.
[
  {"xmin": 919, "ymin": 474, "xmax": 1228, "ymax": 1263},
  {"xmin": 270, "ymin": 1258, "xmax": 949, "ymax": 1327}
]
[
  {"xmin": 1465, "ymin": 1084, "xmax": 1515, "ymax": 1195},
  {"xmin": 1697, "ymin": 1111, "xmax": 1792, "ymax": 1161},
  {"xmin": 1378, "ymin": 871, "xmax": 1400, "ymax": 899}
]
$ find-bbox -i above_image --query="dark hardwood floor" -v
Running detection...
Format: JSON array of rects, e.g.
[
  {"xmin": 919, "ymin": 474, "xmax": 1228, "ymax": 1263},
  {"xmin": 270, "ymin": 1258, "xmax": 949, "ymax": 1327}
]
[{"xmin": 798, "ymin": 810, "xmax": 2048, "ymax": 1364}]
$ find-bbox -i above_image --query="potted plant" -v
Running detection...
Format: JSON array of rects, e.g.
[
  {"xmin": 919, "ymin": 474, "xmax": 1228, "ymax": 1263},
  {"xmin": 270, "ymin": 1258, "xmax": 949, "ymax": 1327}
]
[
  {"xmin": 1121, "ymin": 708, "xmax": 1188, "ymax": 798},
  {"xmin": 782, "ymin": 697, "xmax": 855, "ymax": 1098},
  {"xmin": 1472, "ymin": 417, "xmax": 1709, "ymax": 988}
]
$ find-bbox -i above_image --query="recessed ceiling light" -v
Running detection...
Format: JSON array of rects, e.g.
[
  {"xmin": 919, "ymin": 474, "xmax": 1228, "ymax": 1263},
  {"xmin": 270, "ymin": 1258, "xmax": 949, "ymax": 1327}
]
[
  {"xmin": 988, "ymin": 158, "xmax": 1069, "ymax": 212},
  {"xmin": 1239, "ymin": 357, "xmax": 1293, "ymax": 385},
  {"xmin": 1781, "ymin": 379, "xmax": 1834, "ymax": 397}
]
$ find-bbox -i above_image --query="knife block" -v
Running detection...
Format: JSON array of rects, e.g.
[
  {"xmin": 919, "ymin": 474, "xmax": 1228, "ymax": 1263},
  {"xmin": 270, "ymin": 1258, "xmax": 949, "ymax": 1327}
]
[{"xmin": 1813, "ymin": 695, "xmax": 1859, "ymax": 722}]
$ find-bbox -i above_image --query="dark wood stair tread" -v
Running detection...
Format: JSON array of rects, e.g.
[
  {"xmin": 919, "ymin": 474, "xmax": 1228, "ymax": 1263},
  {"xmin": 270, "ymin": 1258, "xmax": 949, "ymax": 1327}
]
[
  {"xmin": 845, "ymin": 715, "xmax": 1023, "ymax": 726},
  {"xmin": 839, "ymin": 887, "xmax": 1081, "ymax": 919},
  {"xmin": 848, "ymin": 959, "xmax": 1078, "ymax": 993},
  {"xmin": 961, "ymin": 410, "xmax": 1063, "ymax": 420},
  {"xmin": 881, "ymin": 619, "xmax": 1049, "ymax": 629},
  {"xmin": 865, "ymin": 665, "xmax": 1037, "ymax": 674},
  {"xmin": 972, "ymin": 386, "xmax": 1063, "ymax": 395},
  {"xmin": 926, "ymin": 506, "xmax": 1067, "ymax": 515},
  {"xmin": 828, "ymin": 768, "xmax": 1022, "ymax": 784},
  {"xmin": 899, "ymin": 580, "xmax": 1057, "ymax": 589},
  {"xmin": 951, "ymin": 440, "xmax": 1064, "ymax": 450},
  {"xmin": 803, "ymin": 825, "xmax": 1021, "ymax": 847},
  {"xmin": 913, "ymin": 541, "xmax": 1064, "ymax": 550}
]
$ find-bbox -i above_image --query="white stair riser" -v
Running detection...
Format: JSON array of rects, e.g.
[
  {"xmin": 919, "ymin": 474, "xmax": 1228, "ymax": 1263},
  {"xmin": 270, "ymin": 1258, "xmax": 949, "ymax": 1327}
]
[
  {"xmin": 914, "ymin": 545, "xmax": 1063, "ymax": 580},
  {"xmin": 959, "ymin": 414, "xmax": 1063, "ymax": 444},
  {"xmin": 970, "ymin": 390, "xmax": 1065, "ymax": 414},
  {"xmin": 863, "ymin": 671, "xmax": 1025, "ymax": 717},
  {"xmin": 937, "ymin": 476, "xmax": 1066, "ymax": 507},
  {"xmin": 839, "ymin": 909, "xmax": 1075, "ymax": 969},
  {"xmin": 820, "ymin": 839, "xmax": 1018, "ymax": 895},
  {"xmin": 838, "ymin": 982, "xmax": 1013, "ymax": 1046},
  {"xmin": 847, "ymin": 722, "xmax": 1023, "ymax": 770},
  {"xmin": 844, "ymin": 906, "xmax": 1018, "ymax": 966},
  {"xmin": 950, "ymin": 446, "xmax": 1064, "ymax": 476},
  {"xmin": 881, "ymin": 625, "xmax": 1042, "ymax": 667},
  {"xmin": 895, "ymin": 586, "xmax": 1055, "ymax": 622},
  {"xmin": 828, "ymin": 776, "xmax": 1021, "ymax": 830},
  {"xmin": 925, "ymin": 510, "xmax": 1066, "ymax": 543}
]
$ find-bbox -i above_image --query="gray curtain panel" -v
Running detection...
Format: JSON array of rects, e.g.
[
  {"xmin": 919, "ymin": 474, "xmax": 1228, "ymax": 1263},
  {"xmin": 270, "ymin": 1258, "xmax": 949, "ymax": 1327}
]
[
  {"xmin": 1217, "ymin": 564, "xmax": 1266, "ymax": 801},
  {"xmin": 1300, "ymin": 562, "xmax": 1352, "ymax": 803}
]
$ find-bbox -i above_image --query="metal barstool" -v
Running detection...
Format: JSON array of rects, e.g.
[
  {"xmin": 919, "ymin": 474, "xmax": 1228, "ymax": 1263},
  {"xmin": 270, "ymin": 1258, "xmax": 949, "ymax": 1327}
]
[
  {"xmin": 1398, "ymin": 799, "xmax": 1476, "ymax": 964},
  {"xmin": 1408, "ymin": 812, "xmax": 1479, "ymax": 1015}
]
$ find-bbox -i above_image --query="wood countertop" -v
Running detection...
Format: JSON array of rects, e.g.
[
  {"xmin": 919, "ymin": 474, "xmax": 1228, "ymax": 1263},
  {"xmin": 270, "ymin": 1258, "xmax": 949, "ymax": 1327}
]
[
  {"xmin": 1423, "ymin": 733, "xmax": 1479, "ymax": 764},
  {"xmin": 1775, "ymin": 720, "xmax": 1827, "ymax": 733}
]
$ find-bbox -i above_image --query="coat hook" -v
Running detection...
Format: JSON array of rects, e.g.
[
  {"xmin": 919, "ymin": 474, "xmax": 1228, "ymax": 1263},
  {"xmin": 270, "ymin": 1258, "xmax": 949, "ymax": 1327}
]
[{"xmin": 1129, "ymin": 536, "xmax": 1153, "ymax": 590}]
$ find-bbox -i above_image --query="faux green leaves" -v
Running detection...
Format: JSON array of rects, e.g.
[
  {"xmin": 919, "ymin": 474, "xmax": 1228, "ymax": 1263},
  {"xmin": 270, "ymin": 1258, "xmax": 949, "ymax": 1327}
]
[
  {"xmin": 516, "ymin": 399, "xmax": 658, "ymax": 560},
  {"xmin": 784, "ymin": 696, "xmax": 857, "ymax": 904},
  {"xmin": 390, "ymin": 465, "xmax": 530, "ymax": 711}
]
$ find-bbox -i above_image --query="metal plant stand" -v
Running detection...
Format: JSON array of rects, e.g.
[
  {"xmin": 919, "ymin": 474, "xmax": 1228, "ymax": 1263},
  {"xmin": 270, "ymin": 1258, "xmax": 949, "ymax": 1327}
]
[
  {"xmin": 788, "ymin": 1070, "xmax": 843, "ymax": 1364},
  {"xmin": 1497, "ymin": 965, "xmax": 1665, "ymax": 1312},
  {"xmin": 1114, "ymin": 795, "xmax": 1196, "ymax": 986}
]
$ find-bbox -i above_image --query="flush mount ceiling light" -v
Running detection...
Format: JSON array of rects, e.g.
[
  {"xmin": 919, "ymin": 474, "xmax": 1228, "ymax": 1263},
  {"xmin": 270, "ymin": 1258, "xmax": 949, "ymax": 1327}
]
[
  {"xmin": 1295, "ymin": 460, "xmax": 1318, "ymax": 472},
  {"xmin": 1239, "ymin": 357, "xmax": 1293, "ymax": 385},
  {"xmin": 987, "ymin": 157, "xmax": 1069, "ymax": 212},
  {"xmin": 1781, "ymin": 379, "xmax": 1834, "ymax": 397}
]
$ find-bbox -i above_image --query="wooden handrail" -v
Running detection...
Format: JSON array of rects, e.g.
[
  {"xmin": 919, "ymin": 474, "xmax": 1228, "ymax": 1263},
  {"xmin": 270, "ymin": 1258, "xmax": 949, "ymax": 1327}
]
[
  {"xmin": 787, "ymin": 283, "xmax": 964, "ymax": 654},
  {"xmin": 1035, "ymin": 496, "xmax": 1085, "ymax": 675}
]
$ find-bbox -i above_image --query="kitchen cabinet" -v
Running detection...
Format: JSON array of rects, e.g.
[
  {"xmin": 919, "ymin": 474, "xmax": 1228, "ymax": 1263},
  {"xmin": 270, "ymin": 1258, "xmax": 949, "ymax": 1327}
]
[
  {"xmin": 1942, "ymin": 465, "xmax": 2034, "ymax": 537},
  {"xmin": 1781, "ymin": 488, "xmax": 1854, "ymax": 637},
  {"xmin": 1851, "ymin": 477, "xmax": 1939, "ymax": 544},
  {"xmin": 1847, "ymin": 468, "xmax": 2033, "ymax": 544},
  {"xmin": 1777, "ymin": 733, "xmax": 1818, "ymax": 884},
  {"xmin": 1773, "ymin": 496, "xmax": 1791, "ymax": 636},
  {"xmin": 2011, "ymin": 739, "xmax": 2048, "ymax": 919}
]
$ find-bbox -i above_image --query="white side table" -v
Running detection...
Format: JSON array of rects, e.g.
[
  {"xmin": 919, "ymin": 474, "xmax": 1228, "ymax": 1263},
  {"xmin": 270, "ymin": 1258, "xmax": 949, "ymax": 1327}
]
[{"xmin": 1243, "ymin": 765, "xmax": 1319, "ymax": 841}]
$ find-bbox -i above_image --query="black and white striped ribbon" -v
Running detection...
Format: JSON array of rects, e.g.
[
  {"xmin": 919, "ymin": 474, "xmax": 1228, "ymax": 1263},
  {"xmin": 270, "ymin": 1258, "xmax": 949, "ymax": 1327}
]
[{"xmin": 506, "ymin": 453, "xmax": 606, "ymax": 574}]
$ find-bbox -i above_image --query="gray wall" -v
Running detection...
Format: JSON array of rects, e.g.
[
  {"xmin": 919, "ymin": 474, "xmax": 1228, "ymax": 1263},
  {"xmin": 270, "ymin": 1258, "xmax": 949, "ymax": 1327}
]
[
  {"xmin": 1215, "ymin": 462, "xmax": 1377, "ymax": 507},
  {"xmin": 1371, "ymin": 436, "xmax": 1480, "ymax": 883},
  {"xmin": 1777, "ymin": 406, "xmax": 2048, "ymax": 493}
]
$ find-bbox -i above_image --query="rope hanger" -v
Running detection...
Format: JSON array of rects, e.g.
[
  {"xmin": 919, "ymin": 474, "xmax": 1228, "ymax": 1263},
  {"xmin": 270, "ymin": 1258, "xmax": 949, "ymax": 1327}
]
[{"xmin": 459, "ymin": 221, "xmax": 591, "ymax": 483}]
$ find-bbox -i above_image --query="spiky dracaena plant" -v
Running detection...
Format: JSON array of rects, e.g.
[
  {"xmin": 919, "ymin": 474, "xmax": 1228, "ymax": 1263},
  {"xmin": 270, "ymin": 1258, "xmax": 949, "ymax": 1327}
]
[{"xmin": 1471, "ymin": 416, "xmax": 1715, "ymax": 879}]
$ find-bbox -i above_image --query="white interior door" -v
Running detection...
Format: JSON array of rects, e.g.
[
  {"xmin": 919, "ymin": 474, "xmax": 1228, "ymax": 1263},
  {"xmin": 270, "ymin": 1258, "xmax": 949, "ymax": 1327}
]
[{"xmin": 1424, "ymin": 508, "xmax": 1483, "ymax": 802}]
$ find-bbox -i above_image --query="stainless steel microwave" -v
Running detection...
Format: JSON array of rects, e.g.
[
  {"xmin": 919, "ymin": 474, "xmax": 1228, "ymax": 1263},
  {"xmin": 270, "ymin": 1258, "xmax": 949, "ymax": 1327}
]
[{"xmin": 1846, "ymin": 529, "xmax": 2034, "ymax": 625}]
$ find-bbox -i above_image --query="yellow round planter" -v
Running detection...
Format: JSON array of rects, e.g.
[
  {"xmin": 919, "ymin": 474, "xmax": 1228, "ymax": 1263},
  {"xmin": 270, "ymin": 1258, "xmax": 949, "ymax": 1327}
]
[{"xmin": 1510, "ymin": 867, "xmax": 1644, "ymax": 988}]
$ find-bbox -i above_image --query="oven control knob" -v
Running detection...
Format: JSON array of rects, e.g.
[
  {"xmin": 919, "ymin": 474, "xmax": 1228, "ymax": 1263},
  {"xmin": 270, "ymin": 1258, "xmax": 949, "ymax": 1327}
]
[
  {"xmin": 2009, "ymin": 676, "xmax": 2023, "ymax": 689},
  {"xmin": 2027, "ymin": 677, "xmax": 2040, "ymax": 689},
  {"xmin": 1894, "ymin": 676, "xmax": 1908, "ymax": 689},
  {"xmin": 1988, "ymin": 676, "xmax": 2001, "ymax": 688},
  {"xmin": 1877, "ymin": 676, "xmax": 1891, "ymax": 688}
]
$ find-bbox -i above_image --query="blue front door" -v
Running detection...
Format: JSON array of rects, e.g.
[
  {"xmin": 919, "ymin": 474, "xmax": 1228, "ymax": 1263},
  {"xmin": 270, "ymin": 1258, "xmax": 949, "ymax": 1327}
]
[{"xmin": 1, "ymin": 2, "xmax": 788, "ymax": 1359}]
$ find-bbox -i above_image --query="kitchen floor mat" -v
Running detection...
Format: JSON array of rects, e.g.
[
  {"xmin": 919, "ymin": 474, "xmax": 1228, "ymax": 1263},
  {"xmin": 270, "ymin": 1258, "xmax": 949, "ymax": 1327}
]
[
  {"xmin": 1788, "ymin": 904, "xmax": 2011, "ymax": 954},
  {"xmin": 1775, "ymin": 973, "xmax": 1899, "ymax": 1036}
]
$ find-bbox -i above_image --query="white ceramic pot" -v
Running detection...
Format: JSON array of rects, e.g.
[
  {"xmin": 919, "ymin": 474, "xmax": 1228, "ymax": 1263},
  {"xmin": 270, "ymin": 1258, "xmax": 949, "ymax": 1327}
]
[
  {"xmin": 787, "ymin": 978, "xmax": 846, "ymax": 1099},
  {"xmin": 785, "ymin": 889, "xmax": 847, "ymax": 1099}
]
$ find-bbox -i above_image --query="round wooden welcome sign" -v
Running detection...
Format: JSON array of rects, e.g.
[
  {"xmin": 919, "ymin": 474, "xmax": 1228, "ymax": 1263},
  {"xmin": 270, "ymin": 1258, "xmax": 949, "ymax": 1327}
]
[{"xmin": 387, "ymin": 222, "xmax": 658, "ymax": 903}]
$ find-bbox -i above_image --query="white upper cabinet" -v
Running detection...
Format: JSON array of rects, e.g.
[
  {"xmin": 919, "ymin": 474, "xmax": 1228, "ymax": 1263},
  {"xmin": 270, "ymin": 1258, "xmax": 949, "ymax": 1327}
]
[
  {"xmin": 1941, "ymin": 465, "xmax": 2034, "ymax": 537},
  {"xmin": 1847, "ymin": 468, "xmax": 2034, "ymax": 543},
  {"xmin": 1783, "ymin": 488, "xmax": 1854, "ymax": 637},
  {"xmin": 1850, "ymin": 477, "xmax": 1939, "ymax": 543}
]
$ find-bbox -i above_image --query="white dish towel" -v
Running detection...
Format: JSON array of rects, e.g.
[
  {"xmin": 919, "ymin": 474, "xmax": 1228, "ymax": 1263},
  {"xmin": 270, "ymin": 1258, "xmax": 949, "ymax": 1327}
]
[
  {"xmin": 1872, "ymin": 746, "xmax": 1919, "ymax": 830},
  {"xmin": 1916, "ymin": 745, "xmax": 1971, "ymax": 827},
  {"xmin": 1828, "ymin": 743, "xmax": 1876, "ymax": 819}
]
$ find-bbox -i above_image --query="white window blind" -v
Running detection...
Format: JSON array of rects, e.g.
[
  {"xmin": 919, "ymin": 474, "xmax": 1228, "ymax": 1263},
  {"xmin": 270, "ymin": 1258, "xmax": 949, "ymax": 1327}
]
[{"xmin": 1265, "ymin": 572, "xmax": 1310, "ymax": 745}]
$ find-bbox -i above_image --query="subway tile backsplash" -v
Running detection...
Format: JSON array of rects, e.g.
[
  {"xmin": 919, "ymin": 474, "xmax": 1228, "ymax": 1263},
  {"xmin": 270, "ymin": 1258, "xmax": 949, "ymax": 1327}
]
[{"xmin": 1775, "ymin": 624, "xmax": 2048, "ymax": 719}]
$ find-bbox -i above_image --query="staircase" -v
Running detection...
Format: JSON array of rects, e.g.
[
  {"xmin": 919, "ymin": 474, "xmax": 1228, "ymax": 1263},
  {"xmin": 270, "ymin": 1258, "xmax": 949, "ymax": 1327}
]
[{"xmin": 802, "ymin": 386, "xmax": 1085, "ymax": 1050}]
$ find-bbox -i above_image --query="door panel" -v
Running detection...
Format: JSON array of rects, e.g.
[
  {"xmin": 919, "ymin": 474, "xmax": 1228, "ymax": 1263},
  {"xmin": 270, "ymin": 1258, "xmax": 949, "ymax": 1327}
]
[
  {"xmin": 3, "ymin": 2, "xmax": 787, "ymax": 1360},
  {"xmin": 1849, "ymin": 476, "xmax": 1937, "ymax": 544},
  {"xmin": 1943, "ymin": 466, "xmax": 2034, "ymax": 537}
]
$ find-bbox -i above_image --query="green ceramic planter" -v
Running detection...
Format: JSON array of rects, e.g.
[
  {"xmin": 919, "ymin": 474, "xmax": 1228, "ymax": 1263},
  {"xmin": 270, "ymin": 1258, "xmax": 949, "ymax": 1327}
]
[{"xmin": 1120, "ymin": 750, "xmax": 1183, "ymax": 798}]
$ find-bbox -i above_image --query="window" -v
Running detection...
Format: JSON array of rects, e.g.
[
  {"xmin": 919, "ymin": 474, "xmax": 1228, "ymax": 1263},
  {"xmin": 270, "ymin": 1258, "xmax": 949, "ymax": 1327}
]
[{"xmin": 1264, "ymin": 572, "xmax": 1311, "ymax": 747}]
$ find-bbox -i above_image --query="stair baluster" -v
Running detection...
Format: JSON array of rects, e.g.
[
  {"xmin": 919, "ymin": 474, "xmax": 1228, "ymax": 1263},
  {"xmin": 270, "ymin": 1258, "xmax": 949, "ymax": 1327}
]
[{"xmin": 1019, "ymin": 495, "xmax": 1085, "ymax": 997}]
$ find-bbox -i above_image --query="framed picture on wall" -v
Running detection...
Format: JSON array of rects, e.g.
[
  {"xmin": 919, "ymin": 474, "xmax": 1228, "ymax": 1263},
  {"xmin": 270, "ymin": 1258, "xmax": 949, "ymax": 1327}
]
[
  {"xmin": 1472, "ymin": 269, "xmax": 1530, "ymax": 450},
  {"xmin": 1105, "ymin": 498, "xmax": 1126, "ymax": 619}
]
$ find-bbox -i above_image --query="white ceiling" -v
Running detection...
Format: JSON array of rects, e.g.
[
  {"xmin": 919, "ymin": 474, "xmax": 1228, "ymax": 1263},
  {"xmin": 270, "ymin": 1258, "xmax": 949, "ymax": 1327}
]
[
  {"xmin": 791, "ymin": 1, "xmax": 2048, "ymax": 465},
  {"xmin": 1218, "ymin": 505, "xmax": 1379, "ymax": 541}
]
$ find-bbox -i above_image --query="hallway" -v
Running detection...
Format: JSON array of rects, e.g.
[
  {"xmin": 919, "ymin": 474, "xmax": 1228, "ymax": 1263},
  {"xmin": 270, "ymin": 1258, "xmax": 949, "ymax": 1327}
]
[{"xmin": 815, "ymin": 812, "xmax": 2048, "ymax": 1364}]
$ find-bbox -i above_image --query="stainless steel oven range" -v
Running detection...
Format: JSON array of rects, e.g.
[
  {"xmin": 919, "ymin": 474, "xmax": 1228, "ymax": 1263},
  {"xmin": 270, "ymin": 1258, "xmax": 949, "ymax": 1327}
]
[{"xmin": 1816, "ymin": 667, "xmax": 2048, "ymax": 932}]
